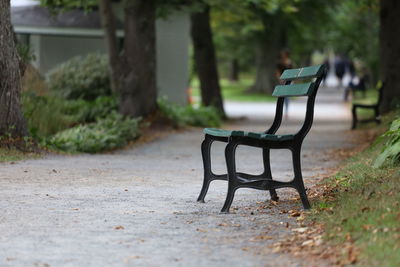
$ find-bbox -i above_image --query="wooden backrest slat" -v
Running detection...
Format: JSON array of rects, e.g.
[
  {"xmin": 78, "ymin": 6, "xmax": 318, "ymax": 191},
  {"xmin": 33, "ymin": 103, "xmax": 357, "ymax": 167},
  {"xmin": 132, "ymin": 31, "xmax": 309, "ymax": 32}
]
[
  {"xmin": 280, "ymin": 64, "xmax": 324, "ymax": 81},
  {"xmin": 272, "ymin": 82, "xmax": 315, "ymax": 97}
]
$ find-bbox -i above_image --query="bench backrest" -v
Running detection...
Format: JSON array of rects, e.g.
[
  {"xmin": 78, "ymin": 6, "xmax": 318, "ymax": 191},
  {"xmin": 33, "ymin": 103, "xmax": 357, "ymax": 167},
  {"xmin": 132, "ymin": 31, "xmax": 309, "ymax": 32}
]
[
  {"xmin": 266, "ymin": 64, "xmax": 326, "ymax": 140},
  {"xmin": 272, "ymin": 65, "xmax": 325, "ymax": 97}
]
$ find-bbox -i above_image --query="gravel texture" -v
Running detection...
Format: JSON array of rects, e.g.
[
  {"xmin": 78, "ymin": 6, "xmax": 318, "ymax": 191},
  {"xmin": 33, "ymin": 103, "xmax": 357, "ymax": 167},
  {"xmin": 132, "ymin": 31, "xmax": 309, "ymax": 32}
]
[{"xmin": 0, "ymin": 87, "xmax": 354, "ymax": 266}]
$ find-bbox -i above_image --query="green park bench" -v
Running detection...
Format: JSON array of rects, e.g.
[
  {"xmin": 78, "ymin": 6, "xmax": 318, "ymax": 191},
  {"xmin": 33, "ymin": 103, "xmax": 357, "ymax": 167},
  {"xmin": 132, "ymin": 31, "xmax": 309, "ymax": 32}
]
[
  {"xmin": 197, "ymin": 64, "xmax": 327, "ymax": 213},
  {"xmin": 351, "ymin": 82, "xmax": 384, "ymax": 129}
]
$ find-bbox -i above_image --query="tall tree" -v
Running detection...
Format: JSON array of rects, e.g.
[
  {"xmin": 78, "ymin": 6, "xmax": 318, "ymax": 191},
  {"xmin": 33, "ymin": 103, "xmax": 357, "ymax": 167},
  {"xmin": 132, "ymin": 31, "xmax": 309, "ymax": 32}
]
[
  {"xmin": 0, "ymin": 0, "xmax": 28, "ymax": 138},
  {"xmin": 98, "ymin": 0, "xmax": 157, "ymax": 117},
  {"xmin": 249, "ymin": 12, "xmax": 287, "ymax": 94},
  {"xmin": 41, "ymin": 0, "xmax": 189, "ymax": 118},
  {"xmin": 379, "ymin": 0, "xmax": 400, "ymax": 112},
  {"xmin": 210, "ymin": 0, "xmax": 329, "ymax": 94},
  {"xmin": 191, "ymin": 3, "xmax": 225, "ymax": 116}
]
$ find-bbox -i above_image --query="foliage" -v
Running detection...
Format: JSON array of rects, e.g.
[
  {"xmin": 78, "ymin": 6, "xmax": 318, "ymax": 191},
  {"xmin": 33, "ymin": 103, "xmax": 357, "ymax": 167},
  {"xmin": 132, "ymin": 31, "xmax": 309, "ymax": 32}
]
[
  {"xmin": 22, "ymin": 92, "xmax": 76, "ymax": 138},
  {"xmin": 48, "ymin": 112, "xmax": 140, "ymax": 153},
  {"xmin": 16, "ymin": 43, "xmax": 36, "ymax": 64},
  {"xmin": 321, "ymin": 0, "xmax": 379, "ymax": 81},
  {"xmin": 210, "ymin": 0, "xmax": 330, "ymax": 68},
  {"xmin": 373, "ymin": 117, "xmax": 400, "ymax": 168},
  {"xmin": 157, "ymin": 99, "xmax": 221, "ymax": 128},
  {"xmin": 22, "ymin": 90, "xmax": 119, "ymax": 138},
  {"xmin": 40, "ymin": 0, "xmax": 190, "ymax": 16},
  {"xmin": 311, "ymin": 138, "xmax": 400, "ymax": 266},
  {"xmin": 39, "ymin": 0, "xmax": 97, "ymax": 11},
  {"xmin": 47, "ymin": 53, "xmax": 111, "ymax": 100},
  {"xmin": 65, "ymin": 96, "xmax": 118, "ymax": 123}
]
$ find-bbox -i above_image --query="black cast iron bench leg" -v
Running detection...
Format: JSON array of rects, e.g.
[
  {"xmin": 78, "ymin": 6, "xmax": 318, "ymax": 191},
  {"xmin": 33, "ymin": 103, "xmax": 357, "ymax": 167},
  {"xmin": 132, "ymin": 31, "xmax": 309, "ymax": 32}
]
[
  {"xmin": 221, "ymin": 142, "xmax": 239, "ymax": 213},
  {"xmin": 197, "ymin": 137, "xmax": 213, "ymax": 202},
  {"xmin": 291, "ymin": 147, "xmax": 311, "ymax": 209},
  {"xmin": 351, "ymin": 105, "xmax": 357, "ymax": 129},
  {"xmin": 263, "ymin": 148, "xmax": 279, "ymax": 201}
]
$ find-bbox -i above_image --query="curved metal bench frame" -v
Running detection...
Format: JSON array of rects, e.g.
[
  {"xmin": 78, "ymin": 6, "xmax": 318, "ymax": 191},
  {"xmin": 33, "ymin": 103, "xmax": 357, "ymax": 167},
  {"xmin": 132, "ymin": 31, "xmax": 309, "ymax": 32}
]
[
  {"xmin": 351, "ymin": 82, "xmax": 384, "ymax": 129},
  {"xmin": 197, "ymin": 65, "xmax": 326, "ymax": 213}
]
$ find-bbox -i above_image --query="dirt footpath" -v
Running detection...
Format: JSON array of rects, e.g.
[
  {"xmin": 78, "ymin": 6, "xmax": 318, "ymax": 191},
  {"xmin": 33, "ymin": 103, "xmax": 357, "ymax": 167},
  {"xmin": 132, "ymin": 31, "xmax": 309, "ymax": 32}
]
[{"xmin": 0, "ymin": 87, "xmax": 355, "ymax": 266}]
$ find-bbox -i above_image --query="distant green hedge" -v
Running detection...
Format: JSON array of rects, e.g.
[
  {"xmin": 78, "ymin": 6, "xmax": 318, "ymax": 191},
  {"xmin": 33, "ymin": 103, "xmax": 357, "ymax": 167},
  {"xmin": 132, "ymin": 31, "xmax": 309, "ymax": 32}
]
[{"xmin": 47, "ymin": 53, "xmax": 111, "ymax": 100}]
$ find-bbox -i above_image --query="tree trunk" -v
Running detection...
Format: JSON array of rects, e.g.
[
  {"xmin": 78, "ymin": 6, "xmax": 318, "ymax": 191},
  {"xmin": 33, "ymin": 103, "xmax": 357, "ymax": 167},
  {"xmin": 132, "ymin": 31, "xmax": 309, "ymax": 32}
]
[
  {"xmin": 98, "ymin": 0, "xmax": 120, "ymax": 94},
  {"xmin": 0, "ymin": 0, "xmax": 28, "ymax": 138},
  {"xmin": 98, "ymin": 0, "xmax": 157, "ymax": 118},
  {"xmin": 228, "ymin": 58, "xmax": 239, "ymax": 82},
  {"xmin": 120, "ymin": 1, "xmax": 157, "ymax": 117},
  {"xmin": 379, "ymin": 0, "xmax": 400, "ymax": 113},
  {"xmin": 191, "ymin": 5, "xmax": 225, "ymax": 116},
  {"xmin": 248, "ymin": 16, "xmax": 286, "ymax": 94}
]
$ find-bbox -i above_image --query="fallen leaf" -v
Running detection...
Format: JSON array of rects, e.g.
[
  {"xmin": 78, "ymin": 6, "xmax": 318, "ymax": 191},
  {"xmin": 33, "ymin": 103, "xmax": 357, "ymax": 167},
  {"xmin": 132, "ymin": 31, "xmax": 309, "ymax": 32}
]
[
  {"xmin": 292, "ymin": 227, "xmax": 308, "ymax": 233},
  {"xmin": 362, "ymin": 224, "xmax": 373, "ymax": 230},
  {"xmin": 301, "ymin": 240, "xmax": 314, "ymax": 246},
  {"xmin": 115, "ymin": 226, "xmax": 124, "ymax": 230}
]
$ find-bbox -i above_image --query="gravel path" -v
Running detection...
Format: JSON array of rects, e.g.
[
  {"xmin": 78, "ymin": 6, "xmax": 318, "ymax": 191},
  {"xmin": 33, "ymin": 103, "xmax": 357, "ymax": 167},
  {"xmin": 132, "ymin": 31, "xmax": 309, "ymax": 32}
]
[{"xmin": 0, "ymin": 87, "xmax": 354, "ymax": 266}]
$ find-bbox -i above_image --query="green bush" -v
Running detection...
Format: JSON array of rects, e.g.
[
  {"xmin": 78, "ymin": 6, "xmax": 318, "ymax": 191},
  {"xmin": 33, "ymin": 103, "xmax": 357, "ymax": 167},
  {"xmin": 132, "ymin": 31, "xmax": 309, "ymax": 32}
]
[
  {"xmin": 373, "ymin": 116, "xmax": 400, "ymax": 168},
  {"xmin": 157, "ymin": 99, "xmax": 221, "ymax": 128},
  {"xmin": 22, "ymin": 91, "xmax": 119, "ymax": 138},
  {"xmin": 22, "ymin": 92, "xmax": 76, "ymax": 138},
  {"xmin": 47, "ymin": 53, "xmax": 111, "ymax": 100},
  {"xmin": 48, "ymin": 112, "xmax": 140, "ymax": 153},
  {"xmin": 63, "ymin": 96, "xmax": 118, "ymax": 123}
]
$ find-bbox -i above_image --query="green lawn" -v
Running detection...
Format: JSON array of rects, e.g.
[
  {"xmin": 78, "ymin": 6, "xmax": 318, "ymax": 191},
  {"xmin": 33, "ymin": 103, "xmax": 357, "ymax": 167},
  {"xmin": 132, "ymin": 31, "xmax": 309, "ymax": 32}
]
[
  {"xmin": 310, "ymin": 114, "xmax": 400, "ymax": 266},
  {"xmin": 191, "ymin": 78, "xmax": 275, "ymax": 102}
]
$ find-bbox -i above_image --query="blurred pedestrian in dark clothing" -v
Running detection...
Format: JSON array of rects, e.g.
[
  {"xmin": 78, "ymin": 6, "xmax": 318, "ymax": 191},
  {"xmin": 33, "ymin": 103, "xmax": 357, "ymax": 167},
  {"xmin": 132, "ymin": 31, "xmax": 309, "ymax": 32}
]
[
  {"xmin": 344, "ymin": 68, "xmax": 369, "ymax": 101},
  {"xmin": 334, "ymin": 54, "xmax": 346, "ymax": 88},
  {"xmin": 348, "ymin": 58, "xmax": 356, "ymax": 78}
]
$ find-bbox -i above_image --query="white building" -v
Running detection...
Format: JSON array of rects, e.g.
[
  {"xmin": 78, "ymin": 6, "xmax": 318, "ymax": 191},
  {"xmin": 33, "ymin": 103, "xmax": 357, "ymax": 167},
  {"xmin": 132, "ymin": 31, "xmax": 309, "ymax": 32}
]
[{"xmin": 11, "ymin": 0, "xmax": 190, "ymax": 105}]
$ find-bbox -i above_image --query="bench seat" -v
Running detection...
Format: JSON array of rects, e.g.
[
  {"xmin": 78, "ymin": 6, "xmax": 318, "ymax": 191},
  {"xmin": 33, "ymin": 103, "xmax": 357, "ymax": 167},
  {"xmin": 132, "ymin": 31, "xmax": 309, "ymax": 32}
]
[{"xmin": 204, "ymin": 128, "xmax": 294, "ymax": 141}]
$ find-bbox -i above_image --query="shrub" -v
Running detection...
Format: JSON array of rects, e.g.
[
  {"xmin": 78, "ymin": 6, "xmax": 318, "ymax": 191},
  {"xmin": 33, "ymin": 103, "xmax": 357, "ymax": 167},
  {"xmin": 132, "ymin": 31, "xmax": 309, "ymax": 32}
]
[
  {"xmin": 48, "ymin": 112, "xmax": 140, "ymax": 153},
  {"xmin": 47, "ymin": 53, "xmax": 111, "ymax": 100},
  {"xmin": 22, "ymin": 92, "xmax": 76, "ymax": 138},
  {"xmin": 22, "ymin": 91, "xmax": 119, "ymax": 138},
  {"xmin": 373, "ymin": 116, "xmax": 400, "ymax": 168},
  {"xmin": 63, "ymin": 96, "xmax": 118, "ymax": 123},
  {"xmin": 157, "ymin": 98, "xmax": 221, "ymax": 128}
]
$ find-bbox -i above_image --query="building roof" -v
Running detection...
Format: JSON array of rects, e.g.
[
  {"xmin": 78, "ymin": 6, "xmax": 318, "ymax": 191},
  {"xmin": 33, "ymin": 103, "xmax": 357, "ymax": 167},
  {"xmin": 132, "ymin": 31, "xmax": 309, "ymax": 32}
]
[{"xmin": 11, "ymin": 4, "xmax": 123, "ymax": 37}]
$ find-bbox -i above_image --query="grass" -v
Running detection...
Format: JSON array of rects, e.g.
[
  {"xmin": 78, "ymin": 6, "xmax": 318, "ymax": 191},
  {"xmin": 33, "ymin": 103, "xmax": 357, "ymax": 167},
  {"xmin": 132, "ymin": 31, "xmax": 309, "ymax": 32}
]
[
  {"xmin": 310, "ymin": 116, "xmax": 400, "ymax": 266},
  {"xmin": 191, "ymin": 78, "xmax": 276, "ymax": 102},
  {"xmin": 352, "ymin": 88, "xmax": 380, "ymax": 120},
  {"xmin": 0, "ymin": 147, "xmax": 39, "ymax": 162}
]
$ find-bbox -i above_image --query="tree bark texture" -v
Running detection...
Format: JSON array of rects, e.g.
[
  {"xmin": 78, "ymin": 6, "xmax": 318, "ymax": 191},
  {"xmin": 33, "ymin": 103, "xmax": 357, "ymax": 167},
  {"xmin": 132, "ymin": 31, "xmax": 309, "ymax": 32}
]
[
  {"xmin": 0, "ymin": 0, "xmax": 28, "ymax": 138},
  {"xmin": 98, "ymin": 0, "xmax": 120, "ymax": 93},
  {"xmin": 191, "ymin": 5, "xmax": 225, "ymax": 116},
  {"xmin": 229, "ymin": 59, "xmax": 239, "ymax": 82},
  {"xmin": 379, "ymin": 0, "xmax": 400, "ymax": 112},
  {"xmin": 98, "ymin": 0, "xmax": 157, "ymax": 118},
  {"xmin": 248, "ymin": 16, "xmax": 286, "ymax": 94}
]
